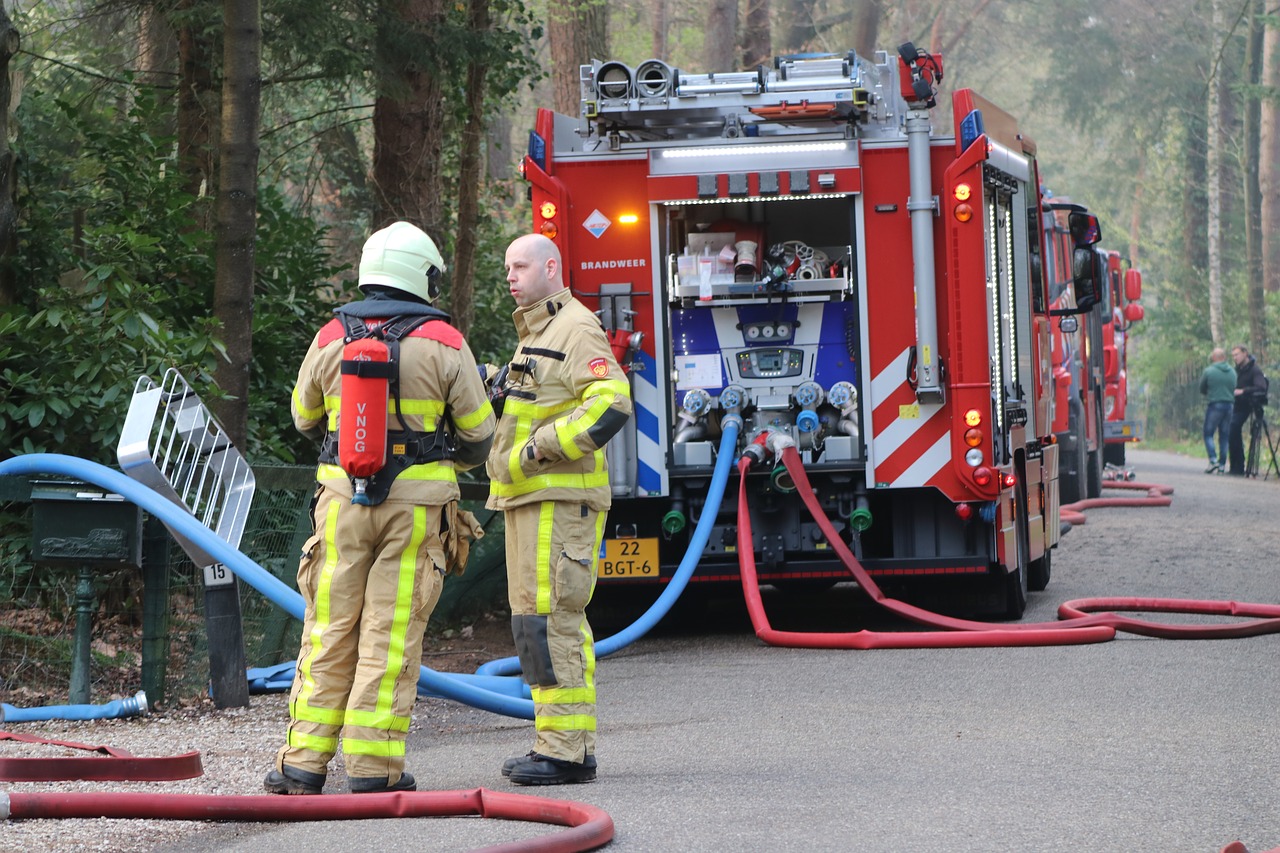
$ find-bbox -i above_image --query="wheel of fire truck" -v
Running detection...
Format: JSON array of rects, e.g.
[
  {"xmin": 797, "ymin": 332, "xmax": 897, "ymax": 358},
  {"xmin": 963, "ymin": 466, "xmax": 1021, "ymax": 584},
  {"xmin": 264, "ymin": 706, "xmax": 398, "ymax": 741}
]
[
  {"xmin": 1004, "ymin": 467, "xmax": 1031, "ymax": 619},
  {"xmin": 1027, "ymin": 545, "xmax": 1051, "ymax": 593},
  {"xmin": 1060, "ymin": 398, "xmax": 1088, "ymax": 505},
  {"xmin": 1085, "ymin": 388, "xmax": 1105, "ymax": 500}
]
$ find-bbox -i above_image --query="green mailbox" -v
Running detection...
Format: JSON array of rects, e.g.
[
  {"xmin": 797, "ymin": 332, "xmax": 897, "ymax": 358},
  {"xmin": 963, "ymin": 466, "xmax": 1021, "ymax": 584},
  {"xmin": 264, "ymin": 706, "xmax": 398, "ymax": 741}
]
[
  {"xmin": 30, "ymin": 480, "xmax": 143, "ymax": 567},
  {"xmin": 29, "ymin": 479, "xmax": 145, "ymax": 706}
]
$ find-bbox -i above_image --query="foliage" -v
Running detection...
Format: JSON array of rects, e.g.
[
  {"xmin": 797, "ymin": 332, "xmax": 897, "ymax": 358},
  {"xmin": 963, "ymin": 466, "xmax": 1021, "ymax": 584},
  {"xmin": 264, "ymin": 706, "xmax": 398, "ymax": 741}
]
[{"xmin": 2, "ymin": 83, "xmax": 341, "ymax": 466}]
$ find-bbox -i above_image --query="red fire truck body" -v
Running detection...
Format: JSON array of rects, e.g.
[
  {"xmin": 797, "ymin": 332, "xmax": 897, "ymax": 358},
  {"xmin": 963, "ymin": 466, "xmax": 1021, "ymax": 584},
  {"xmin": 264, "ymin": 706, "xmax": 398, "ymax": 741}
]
[
  {"xmin": 519, "ymin": 48, "xmax": 1102, "ymax": 616},
  {"xmin": 1044, "ymin": 203, "xmax": 1105, "ymax": 503},
  {"xmin": 1099, "ymin": 250, "xmax": 1145, "ymax": 465}
]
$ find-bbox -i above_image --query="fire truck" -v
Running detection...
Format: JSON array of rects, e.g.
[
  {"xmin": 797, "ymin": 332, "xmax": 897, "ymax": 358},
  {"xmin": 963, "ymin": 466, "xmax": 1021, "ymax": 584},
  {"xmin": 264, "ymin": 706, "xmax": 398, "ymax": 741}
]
[
  {"xmin": 1099, "ymin": 249, "xmax": 1145, "ymax": 466},
  {"xmin": 1045, "ymin": 202, "xmax": 1146, "ymax": 499},
  {"xmin": 519, "ymin": 45, "xmax": 1104, "ymax": 617},
  {"xmin": 1043, "ymin": 201, "xmax": 1105, "ymax": 504}
]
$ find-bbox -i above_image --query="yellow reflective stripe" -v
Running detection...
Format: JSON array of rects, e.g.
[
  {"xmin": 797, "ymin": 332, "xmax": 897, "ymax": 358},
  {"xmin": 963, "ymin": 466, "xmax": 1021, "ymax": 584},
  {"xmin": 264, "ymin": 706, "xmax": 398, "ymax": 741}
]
[
  {"xmin": 504, "ymin": 398, "xmax": 577, "ymax": 419},
  {"xmin": 454, "ymin": 401, "xmax": 494, "ymax": 430},
  {"xmin": 394, "ymin": 462, "xmax": 458, "ymax": 482},
  {"xmin": 391, "ymin": 398, "xmax": 445, "ymax": 417},
  {"xmin": 583, "ymin": 514, "xmax": 602, "ymax": 680},
  {"xmin": 288, "ymin": 729, "xmax": 338, "ymax": 753},
  {"xmin": 531, "ymin": 685, "xmax": 596, "ymax": 704},
  {"xmin": 341, "ymin": 737, "xmax": 407, "ymax": 757},
  {"xmin": 554, "ymin": 393, "xmax": 615, "ymax": 460},
  {"xmin": 344, "ymin": 709, "xmax": 412, "ymax": 732},
  {"xmin": 371, "ymin": 505, "xmax": 427, "ymax": 718},
  {"xmin": 536, "ymin": 502, "xmax": 555, "ymax": 614},
  {"xmin": 534, "ymin": 714, "xmax": 597, "ymax": 732},
  {"xmin": 293, "ymin": 386, "xmax": 324, "ymax": 421},
  {"xmin": 489, "ymin": 464, "xmax": 611, "ymax": 497},
  {"xmin": 585, "ymin": 378, "xmax": 631, "ymax": 400},
  {"xmin": 507, "ymin": 418, "xmax": 536, "ymax": 482},
  {"xmin": 291, "ymin": 702, "xmax": 344, "ymax": 726},
  {"xmin": 322, "ymin": 397, "xmax": 445, "ymax": 430},
  {"xmin": 296, "ymin": 500, "xmax": 341, "ymax": 715},
  {"xmin": 316, "ymin": 462, "xmax": 458, "ymax": 484}
]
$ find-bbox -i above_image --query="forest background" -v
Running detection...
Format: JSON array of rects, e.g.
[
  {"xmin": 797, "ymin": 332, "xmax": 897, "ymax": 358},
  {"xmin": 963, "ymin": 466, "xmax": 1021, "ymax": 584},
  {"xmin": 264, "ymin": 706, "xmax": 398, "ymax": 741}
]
[{"xmin": 0, "ymin": 0, "xmax": 1277, "ymax": 650}]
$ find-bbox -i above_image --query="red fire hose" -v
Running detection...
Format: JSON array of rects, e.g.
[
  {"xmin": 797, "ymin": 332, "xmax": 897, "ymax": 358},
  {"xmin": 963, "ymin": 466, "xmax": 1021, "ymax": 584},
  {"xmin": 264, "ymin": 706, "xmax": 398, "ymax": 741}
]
[
  {"xmin": 0, "ymin": 786, "xmax": 613, "ymax": 853},
  {"xmin": 1060, "ymin": 479, "xmax": 1173, "ymax": 526},
  {"xmin": 734, "ymin": 449, "xmax": 1280, "ymax": 649},
  {"xmin": 1, "ymin": 734, "xmax": 612, "ymax": 853}
]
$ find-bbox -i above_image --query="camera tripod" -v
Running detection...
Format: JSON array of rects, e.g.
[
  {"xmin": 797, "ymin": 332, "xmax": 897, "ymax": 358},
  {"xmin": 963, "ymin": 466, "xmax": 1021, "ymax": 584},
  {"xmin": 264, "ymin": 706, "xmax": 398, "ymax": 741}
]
[{"xmin": 1245, "ymin": 403, "xmax": 1280, "ymax": 480}]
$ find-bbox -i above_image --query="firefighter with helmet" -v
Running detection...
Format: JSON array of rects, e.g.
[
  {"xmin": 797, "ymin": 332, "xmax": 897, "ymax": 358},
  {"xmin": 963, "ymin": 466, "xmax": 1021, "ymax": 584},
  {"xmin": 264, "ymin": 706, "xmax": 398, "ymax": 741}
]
[
  {"xmin": 266, "ymin": 221, "xmax": 495, "ymax": 795},
  {"xmin": 487, "ymin": 233, "xmax": 633, "ymax": 785}
]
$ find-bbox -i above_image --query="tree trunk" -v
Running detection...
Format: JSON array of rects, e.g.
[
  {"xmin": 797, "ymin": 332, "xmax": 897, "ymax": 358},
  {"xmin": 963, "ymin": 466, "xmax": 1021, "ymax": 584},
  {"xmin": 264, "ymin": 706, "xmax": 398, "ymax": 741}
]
[
  {"xmin": 850, "ymin": 0, "xmax": 881, "ymax": 59},
  {"xmin": 652, "ymin": 0, "xmax": 668, "ymax": 60},
  {"xmin": 137, "ymin": 2, "xmax": 178, "ymax": 87},
  {"xmin": 1261, "ymin": 5, "xmax": 1280, "ymax": 295},
  {"xmin": 451, "ymin": 0, "xmax": 490, "ymax": 340},
  {"xmin": 1206, "ymin": 0, "xmax": 1225, "ymax": 347},
  {"xmin": 1243, "ymin": 0, "xmax": 1266, "ymax": 360},
  {"xmin": 372, "ymin": 0, "xmax": 448, "ymax": 233},
  {"xmin": 176, "ymin": 0, "xmax": 218, "ymax": 218},
  {"xmin": 703, "ymin": 0, "xmax": 738, "ymax": 72},
  {"xmin": 1182, "ymin": 99, "xmax": 1210, "ymax": 280},
  {"xmin": 0, "ymin": 8, "xmax": 18, "ymax": 308},
  {"xmin": 776, "ymin": 0, "xmax": 817, "ymax": 54},
  {"xmin": 1129, "ymin": 150, "xmax": 1145, "ymax": 268},
  {"xmin": 549, "ymin": 0, "xmax": 607, "ymax": 117},
  {"xmin": 741, "ymin": 0, "xmax": 770, "ymax": 69},
  {"xmin": 210, "ymin": 0, "xmax": 262, "ymax": 448}
]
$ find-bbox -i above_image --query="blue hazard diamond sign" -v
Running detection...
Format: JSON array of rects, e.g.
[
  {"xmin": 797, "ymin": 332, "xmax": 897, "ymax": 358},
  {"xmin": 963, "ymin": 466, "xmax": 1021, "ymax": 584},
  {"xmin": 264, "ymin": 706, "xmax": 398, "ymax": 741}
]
[{"xmin": 583, "ymin": 209, "xmax": 611, "ymax": 239}]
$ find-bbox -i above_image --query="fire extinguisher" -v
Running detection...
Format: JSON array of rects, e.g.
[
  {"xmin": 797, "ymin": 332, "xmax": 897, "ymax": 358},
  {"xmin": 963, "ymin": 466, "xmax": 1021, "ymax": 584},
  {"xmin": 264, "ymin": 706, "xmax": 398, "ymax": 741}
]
[{"xmin": 339, "ymin": 336, "xmax": 391, "ymax": 505}]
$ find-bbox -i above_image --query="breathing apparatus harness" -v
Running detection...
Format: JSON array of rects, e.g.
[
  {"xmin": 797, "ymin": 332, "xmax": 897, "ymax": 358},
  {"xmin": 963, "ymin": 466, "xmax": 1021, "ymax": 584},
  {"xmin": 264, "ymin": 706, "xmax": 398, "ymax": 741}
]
[{"xmin": 319, "ymin": 296, "xmax": 456, "ymax": 506}]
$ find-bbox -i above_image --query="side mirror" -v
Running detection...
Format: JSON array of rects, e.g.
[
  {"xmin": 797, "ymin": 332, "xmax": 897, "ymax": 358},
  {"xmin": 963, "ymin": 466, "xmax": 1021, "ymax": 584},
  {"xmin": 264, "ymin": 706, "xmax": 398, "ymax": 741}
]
[
  {"xmin": 1058, "ymin": 315, "xmax": 1079, "ymax": 334},
  {"xmin": 1123, "ymin": 302, "xmax": 1144, "ymax": 323},
  {"xmin": 1071, "ymin": 247, "xmax": 1103, "ymax": 313},
  {"xmin": 1068, "ymin": 211, "xmax": 1102, "ymax": 246},
  {"xmin": 1124, "ymin": 269, "xmax": 1142, "ymax": 302}
]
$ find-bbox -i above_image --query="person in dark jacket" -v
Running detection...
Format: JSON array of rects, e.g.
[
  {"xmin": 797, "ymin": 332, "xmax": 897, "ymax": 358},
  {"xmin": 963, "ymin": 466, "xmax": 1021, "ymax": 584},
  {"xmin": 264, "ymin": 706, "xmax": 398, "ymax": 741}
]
[
  {"xmin": 1199, "ymin": 347, "xmax": 1236, "ymax": 473},
  {"xmin": 1226, "ymin": 344, "xmax": 1268, "ymax": 476}
]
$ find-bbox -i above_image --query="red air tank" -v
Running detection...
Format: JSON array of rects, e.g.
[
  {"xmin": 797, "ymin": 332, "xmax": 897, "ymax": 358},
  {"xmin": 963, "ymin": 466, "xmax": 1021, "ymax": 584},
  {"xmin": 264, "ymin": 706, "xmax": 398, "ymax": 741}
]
[{"xmin": 339, "ymin": 336, "xmax": 390, "ymax": 502}]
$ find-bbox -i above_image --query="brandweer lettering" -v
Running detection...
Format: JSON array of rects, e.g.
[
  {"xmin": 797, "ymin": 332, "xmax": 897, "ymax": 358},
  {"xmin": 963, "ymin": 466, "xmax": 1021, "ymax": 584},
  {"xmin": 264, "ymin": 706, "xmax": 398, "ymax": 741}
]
[{"xmin": 580, "ymin": 258, "xmax": 647, "ymax": 270}]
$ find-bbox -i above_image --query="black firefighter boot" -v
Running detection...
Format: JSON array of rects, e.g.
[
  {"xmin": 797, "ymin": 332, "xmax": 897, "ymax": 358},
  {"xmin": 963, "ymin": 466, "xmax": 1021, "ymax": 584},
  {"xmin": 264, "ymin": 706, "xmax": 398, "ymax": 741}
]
[
  {"xmin": 263, "ymin": 764, "xmax": 326, "ymax": 795},
  {"xmin": 505, "ymin": 753, "xmax": 597, "ymax": 786}
]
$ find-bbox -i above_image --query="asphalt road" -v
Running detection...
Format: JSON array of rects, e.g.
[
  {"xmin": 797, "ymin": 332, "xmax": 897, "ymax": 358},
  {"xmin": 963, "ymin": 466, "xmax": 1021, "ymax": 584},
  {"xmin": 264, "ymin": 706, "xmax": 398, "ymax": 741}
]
[{"xmin": 165, "ymin": 448, "xmax": 1280, "ymax": 853}]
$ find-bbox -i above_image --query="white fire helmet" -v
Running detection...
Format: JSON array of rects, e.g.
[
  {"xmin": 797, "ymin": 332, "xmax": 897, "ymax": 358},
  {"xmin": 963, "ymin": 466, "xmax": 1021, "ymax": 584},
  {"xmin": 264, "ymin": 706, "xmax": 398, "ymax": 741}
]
[{"xmin": 358, "ymin": 221, "xmax": 447, "ymax": 302}]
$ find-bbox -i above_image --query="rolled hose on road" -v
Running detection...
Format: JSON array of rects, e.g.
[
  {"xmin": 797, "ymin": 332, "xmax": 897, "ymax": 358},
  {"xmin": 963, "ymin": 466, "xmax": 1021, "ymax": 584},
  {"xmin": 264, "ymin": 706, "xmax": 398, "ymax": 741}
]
[
  {"xmin": 0, "ymin": 788, "xmax": 614, "ymax": 853},
  {"xmin": 0, "ymin": 454, "xmax": 534, "ymax": 720},
  {"xmin": 735, "ymin": 447, "xmax": 1280, "ymax": 648},
  {"xmin": 475, "ymin": 420, "xmax": 742, "ymax": 678},
  {"xmin": 1060, "ymin": 480, "xmax": 1173, "ymax": 526}
]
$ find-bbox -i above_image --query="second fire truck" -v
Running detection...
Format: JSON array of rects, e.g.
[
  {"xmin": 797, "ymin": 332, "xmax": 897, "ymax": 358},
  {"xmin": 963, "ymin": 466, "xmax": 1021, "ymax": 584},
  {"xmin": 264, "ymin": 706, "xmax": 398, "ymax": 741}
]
[{"xmin": 519, "ymin": 45, "xmax": 1104, "ymax": 617}]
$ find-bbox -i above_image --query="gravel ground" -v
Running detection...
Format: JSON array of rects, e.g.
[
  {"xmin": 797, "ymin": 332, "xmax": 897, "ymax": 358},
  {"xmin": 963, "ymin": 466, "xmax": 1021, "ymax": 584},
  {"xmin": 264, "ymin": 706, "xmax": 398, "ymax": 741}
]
[{"xmin": 2, "ymin": 447, "xmax": 1277, "ymax": 852}]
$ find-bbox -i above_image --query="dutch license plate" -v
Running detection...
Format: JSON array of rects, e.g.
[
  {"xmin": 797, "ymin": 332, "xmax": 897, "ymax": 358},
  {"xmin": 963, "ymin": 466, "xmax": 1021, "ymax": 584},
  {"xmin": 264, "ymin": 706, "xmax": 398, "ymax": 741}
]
[{"xmin": 599, "ymin": 537, "xmax": 659, "ymax": 579}]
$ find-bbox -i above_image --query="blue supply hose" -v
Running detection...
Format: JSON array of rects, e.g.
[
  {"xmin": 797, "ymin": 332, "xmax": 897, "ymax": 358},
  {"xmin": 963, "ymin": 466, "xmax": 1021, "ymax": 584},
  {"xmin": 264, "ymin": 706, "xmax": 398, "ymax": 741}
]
[{"xmin": 1, "ymin": 691, "xmax": 148, "ymax": 723}]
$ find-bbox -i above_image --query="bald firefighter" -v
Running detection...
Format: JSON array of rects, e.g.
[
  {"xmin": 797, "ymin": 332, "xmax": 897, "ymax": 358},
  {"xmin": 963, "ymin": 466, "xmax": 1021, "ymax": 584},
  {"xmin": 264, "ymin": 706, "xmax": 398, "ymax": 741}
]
[
  {"xmin": 267, "ymin": 222, "xmax": 495, "ymax": 795},
  {"xmin": 487, "ymin": 233, "xmax": 633, "ymax": 785}
]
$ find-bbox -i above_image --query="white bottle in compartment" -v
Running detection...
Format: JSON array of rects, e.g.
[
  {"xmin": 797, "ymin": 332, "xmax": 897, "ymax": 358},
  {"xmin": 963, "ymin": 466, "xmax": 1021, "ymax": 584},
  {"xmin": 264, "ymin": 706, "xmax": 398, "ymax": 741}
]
[{"xmin": 698, "ymin": 247, "xmax": 714, "ymax": 301}]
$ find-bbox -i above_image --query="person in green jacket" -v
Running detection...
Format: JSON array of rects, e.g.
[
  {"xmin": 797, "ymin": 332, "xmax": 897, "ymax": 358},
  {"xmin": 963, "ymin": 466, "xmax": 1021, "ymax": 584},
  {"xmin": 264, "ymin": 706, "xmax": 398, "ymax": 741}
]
[{"xmin": 1199, "ymin": 347, "xmax": 1236, "ymax": 473}]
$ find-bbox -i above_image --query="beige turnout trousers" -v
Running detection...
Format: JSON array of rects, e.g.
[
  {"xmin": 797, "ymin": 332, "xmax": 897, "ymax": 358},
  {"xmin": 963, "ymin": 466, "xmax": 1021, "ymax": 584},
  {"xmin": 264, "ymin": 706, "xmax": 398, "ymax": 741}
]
[
  {"xmin": 504, "ymin": 499, "xmax": 605, "ymax": 763},
  {"xmin": 276, "ymin": 488, "xmax": 445, "ymax": 784}
]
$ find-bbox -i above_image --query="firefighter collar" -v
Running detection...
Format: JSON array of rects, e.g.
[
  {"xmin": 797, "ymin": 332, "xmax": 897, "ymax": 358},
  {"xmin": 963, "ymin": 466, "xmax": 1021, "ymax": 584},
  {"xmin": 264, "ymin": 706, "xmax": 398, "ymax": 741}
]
[
  {"xmin": 337, "ymin": 292, "xmax": 451, "ymax": 322},
  {"xmin": 513, "ymin": 289, "xmax": 571, "ymax": 337}
]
